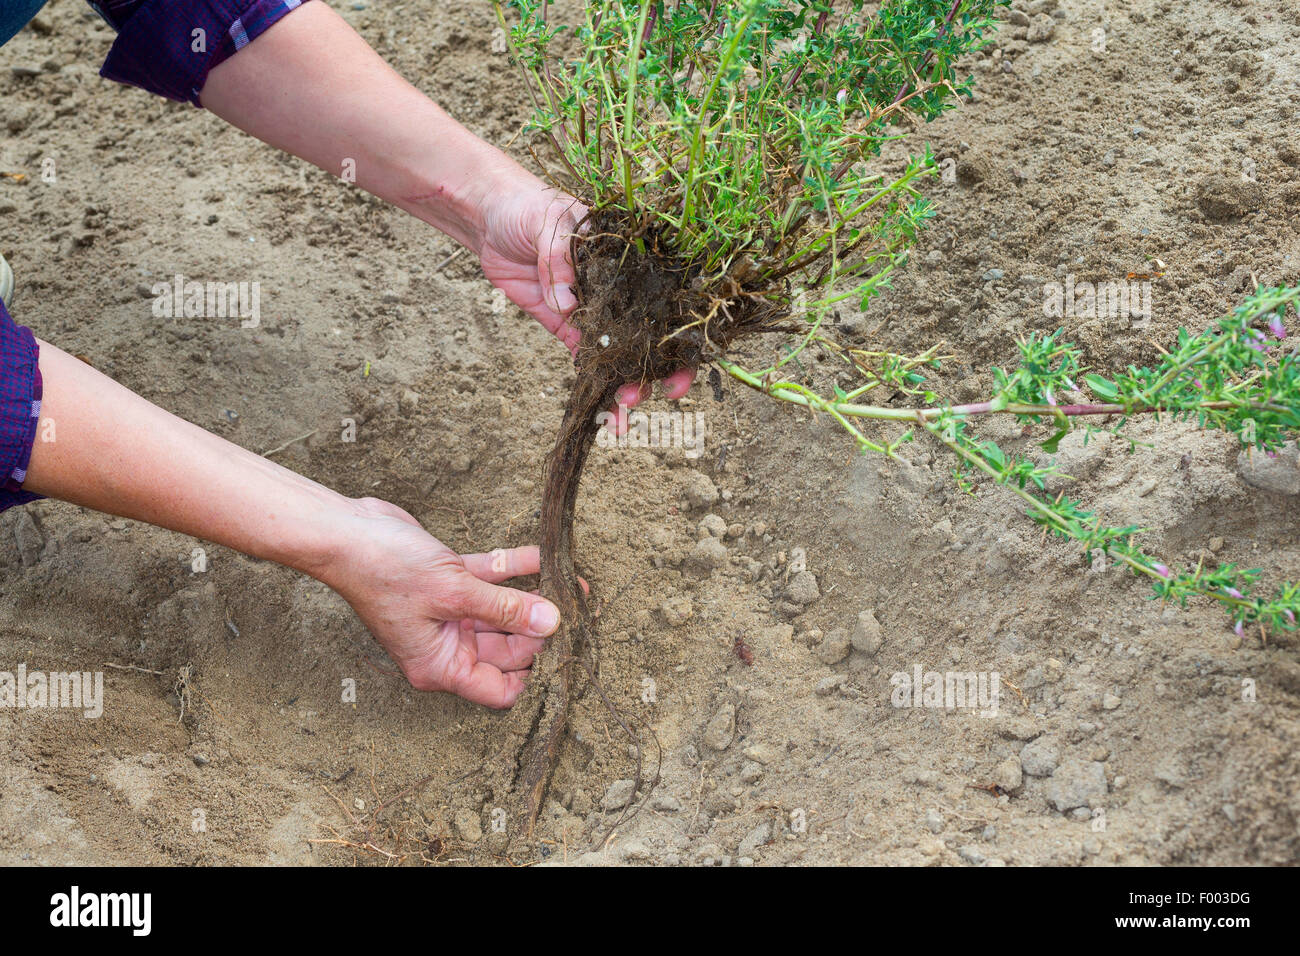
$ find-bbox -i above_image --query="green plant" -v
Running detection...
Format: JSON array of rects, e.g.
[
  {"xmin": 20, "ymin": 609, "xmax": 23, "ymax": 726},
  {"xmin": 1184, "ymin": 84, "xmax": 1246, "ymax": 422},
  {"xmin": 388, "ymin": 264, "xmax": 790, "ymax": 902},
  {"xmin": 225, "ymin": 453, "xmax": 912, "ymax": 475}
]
[
  {"xmin": 493, "ymin": 0, "xmax": 1300, "ymax": 846},
  {"xmin": 719, "ymin": 285, "xmax": 1300, "ymax": 637},
  {"xmin": 501, "ymin": 0, "xmax": 1000, "ymax": 304}
]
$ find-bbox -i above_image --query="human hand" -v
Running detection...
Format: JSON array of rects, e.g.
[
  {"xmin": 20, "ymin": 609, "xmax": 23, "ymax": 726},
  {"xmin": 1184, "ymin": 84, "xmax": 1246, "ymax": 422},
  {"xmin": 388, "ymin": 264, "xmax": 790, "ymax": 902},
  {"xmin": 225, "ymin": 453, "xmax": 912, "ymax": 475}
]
[
  {"xmin": 320, "ymin": 497, "xmax": 560, "ymax": 708},
  {"xmin": 475, "ymin": 170, "xmax": 695, "ymax": 428}
]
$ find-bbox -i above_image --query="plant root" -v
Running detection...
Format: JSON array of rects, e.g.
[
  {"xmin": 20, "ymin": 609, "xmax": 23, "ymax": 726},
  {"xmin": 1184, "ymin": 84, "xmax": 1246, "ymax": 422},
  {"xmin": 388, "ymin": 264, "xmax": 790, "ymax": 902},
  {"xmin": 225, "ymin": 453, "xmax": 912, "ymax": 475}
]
[{"xmin": 510, "ymin": 215, "xmax": 781, "ymax": 844}]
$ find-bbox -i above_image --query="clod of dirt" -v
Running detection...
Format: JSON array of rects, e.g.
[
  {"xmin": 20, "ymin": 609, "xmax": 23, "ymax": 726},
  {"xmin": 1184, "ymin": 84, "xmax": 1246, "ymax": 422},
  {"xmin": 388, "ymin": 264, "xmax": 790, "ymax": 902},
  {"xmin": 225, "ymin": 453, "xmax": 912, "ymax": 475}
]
[{"xmin": 1194, "ymin": 174, "xmax": 1263, "ymax": 222}]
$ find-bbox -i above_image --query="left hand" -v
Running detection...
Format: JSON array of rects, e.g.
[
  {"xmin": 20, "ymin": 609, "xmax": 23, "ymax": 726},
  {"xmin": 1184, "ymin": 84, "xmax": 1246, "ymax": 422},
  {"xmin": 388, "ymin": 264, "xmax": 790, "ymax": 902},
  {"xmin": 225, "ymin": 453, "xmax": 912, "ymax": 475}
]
[{"xmin": 320, "ymin": 497, "xmax": 560, "ymax": 709}]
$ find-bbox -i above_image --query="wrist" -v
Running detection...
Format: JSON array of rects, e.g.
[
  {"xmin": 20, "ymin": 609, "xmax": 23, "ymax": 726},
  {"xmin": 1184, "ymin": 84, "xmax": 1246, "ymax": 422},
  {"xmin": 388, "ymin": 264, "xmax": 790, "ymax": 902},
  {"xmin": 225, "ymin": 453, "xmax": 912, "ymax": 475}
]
[
  {"xmin": 282, "ymin": 493, "xmax": 371, "ymax": 587},
  {"xmin": 400, "ymin": 133, "xmax": 536, "ymax": 255}
]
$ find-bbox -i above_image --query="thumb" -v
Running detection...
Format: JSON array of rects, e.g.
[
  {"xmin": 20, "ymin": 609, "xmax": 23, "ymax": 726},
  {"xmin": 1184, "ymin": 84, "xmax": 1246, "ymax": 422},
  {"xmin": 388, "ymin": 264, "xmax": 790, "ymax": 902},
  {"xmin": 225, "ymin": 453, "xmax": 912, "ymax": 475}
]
[
  {"xmin": 446, "ymin": 572, "xmax": 560, "ymax": 638},
  {"xmin": 541, "ymin": 199, "xmax": 584, "ymax": 315}
]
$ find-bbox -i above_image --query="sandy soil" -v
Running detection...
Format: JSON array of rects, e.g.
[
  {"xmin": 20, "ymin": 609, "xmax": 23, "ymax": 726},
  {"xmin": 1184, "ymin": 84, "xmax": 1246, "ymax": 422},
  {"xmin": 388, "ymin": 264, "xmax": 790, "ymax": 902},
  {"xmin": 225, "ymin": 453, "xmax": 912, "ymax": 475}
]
[{"xmin": 1, "ymin": 0, "xmax": 1298, "ymax": 866}]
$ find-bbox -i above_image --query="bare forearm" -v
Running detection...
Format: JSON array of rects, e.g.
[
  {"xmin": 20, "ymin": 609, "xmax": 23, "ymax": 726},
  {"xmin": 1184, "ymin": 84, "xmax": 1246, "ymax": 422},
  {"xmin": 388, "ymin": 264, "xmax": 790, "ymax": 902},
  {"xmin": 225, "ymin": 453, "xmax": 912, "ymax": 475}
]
[
  {"xmin": 24, "ymin": 342, "xmax": 351, "ymax": 578},
  {"xmin": 200, "ymin": 1, "xmax": 527, "ymax": 254}
]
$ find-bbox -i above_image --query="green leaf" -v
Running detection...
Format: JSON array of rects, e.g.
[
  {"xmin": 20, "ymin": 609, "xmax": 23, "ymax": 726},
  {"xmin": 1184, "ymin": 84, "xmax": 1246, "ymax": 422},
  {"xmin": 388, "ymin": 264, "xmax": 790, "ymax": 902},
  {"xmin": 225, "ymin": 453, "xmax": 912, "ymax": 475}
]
[
  {"xmin": 1041, "ymin": 423, "xmax": 1069, "ymax": 454},
  {"xmin": 1085, "ymin": 374, "xmax": 1119, "ymax": 401}
]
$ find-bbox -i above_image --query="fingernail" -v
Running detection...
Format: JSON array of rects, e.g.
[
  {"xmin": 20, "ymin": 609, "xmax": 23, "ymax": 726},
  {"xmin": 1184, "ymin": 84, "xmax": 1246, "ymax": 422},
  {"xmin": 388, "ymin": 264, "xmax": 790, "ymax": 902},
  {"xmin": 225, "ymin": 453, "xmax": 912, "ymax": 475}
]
[
  {"xmin": 530, "ymin": 601, "xmax": 559, "ymax": 635},
  {"xmin": 552, "ymin": 283, "xmax": 576, "ymax": 312}
]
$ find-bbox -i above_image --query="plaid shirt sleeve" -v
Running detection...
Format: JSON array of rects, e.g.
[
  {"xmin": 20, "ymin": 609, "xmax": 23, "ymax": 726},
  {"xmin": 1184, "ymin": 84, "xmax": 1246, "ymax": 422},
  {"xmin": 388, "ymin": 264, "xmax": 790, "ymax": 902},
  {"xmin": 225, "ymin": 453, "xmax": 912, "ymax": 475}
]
[
  {"xmin": 96, "ymin": 0, "xmax": 314, "ymax": 107},
  {"xmin": 0, "ymin": 300, "xmax": 44, "ymax": 512}
]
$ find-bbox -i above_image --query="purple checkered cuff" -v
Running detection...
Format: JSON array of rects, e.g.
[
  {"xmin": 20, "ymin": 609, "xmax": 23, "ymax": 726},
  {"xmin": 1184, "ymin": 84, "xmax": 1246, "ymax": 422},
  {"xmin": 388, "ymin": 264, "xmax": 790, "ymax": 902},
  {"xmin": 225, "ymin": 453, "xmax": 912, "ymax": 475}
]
[
  {"xmin": 0, "ymin": 299, "xmax": 44, "ymax": 511},
  {"xmin": 100, "ymin": 0, "xmax": 313, "ymax": 107}
]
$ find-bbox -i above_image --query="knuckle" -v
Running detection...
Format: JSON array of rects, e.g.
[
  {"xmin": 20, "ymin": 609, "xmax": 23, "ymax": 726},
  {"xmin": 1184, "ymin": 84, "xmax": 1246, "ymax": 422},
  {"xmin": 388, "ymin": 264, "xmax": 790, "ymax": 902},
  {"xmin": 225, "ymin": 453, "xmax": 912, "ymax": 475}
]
[{"xmin": 494, "ymin": 589, "xmax": 526, "ymax": 629}]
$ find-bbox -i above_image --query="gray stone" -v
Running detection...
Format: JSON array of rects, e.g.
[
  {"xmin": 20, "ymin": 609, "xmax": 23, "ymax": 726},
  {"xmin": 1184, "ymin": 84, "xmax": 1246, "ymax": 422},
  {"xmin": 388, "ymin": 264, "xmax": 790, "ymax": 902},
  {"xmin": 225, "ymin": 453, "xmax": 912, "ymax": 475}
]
[
  {"xmin": 620, "ymin": 840, "xmax": 652, "ymax": 861},
  {"xmin": 1044, "ymin": 759, "xmax": 1107, "ymax": 812},
  {"xmin": 1154, "ymin": 755, "xmax": 1188, "ymax": 789},
  {"xmin": 993, "ymin": 756, "xmax": 1023, "ymax": 793},
  {"xmin": 786, "ymin": 570, "xmax": 821, "ymax": 605},
  {"xmin": 738, "ymin": 822, "xmax": 772, "ymax": 858},
  {"xmin": 1237, "ymin": 444, "xmax": 1300, "ymax": 496},
  {"xmin": 12, "ymin": 510, "xmax": 44, "ymax": 567},
  {"xmin": 602, "ymin": 779, "xmax": 637, "ymax": 811},
  {"xmin": 923, "ymin": 809, "xmax": 944, "ymax": 834},
  {"xmin": 683, "ymin": 471, "xmax": 719, "ymax": 508},
  {"xmin": 1026, "ymin": 13, "xmax": 1056, "ymax": 42},
  {"xmin": 699, "ymin": 514, "xmax": 727, "ymax": 538},
  {"xmin": 815, "ymin": 675, "xmax": 844, "ymax": 696},
  {"xmin": 743, "ymin": 743, "xmax": 780, "ymax": 765},
  {"xmin": 851, "ymin": 609, "xmax": 884, "ymax": 655},
  {"xmin": 688, "ymin": 536, "xmax": 729, "ymax": 571},
  {"xmin": 1020, "ymin": 735, "xmax": 1061, "ymax": 777},
  {"xmin": 703, "ymin": 703, "xmax": 736, "ymax": 751},
  {"xmin": 453, "ymin": 808, "xmax": 482, "ymax": 843},
  {"xmin": 958, "ymin": 845, "xmax": 986, "ymax": 865},
  {"xmin": 815, "ymin": 629, "xmax": 851, "ymax": 665}
]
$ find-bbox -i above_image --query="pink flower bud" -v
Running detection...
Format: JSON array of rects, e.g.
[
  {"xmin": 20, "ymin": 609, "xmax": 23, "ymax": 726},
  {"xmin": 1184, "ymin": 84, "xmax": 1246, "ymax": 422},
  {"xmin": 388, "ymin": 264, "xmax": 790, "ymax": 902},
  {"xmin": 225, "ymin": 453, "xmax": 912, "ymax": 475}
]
[
  {"xmin": 1152, "ymin": 563, "xmax": 1172, "ymax": 579},
  {"xmin": 1268, "ymin": 314, "xmax": 1287, "ymax": 340},
  {"xmin": 837, "ymin": 89, "xmax": 848, "ymax": 106}
]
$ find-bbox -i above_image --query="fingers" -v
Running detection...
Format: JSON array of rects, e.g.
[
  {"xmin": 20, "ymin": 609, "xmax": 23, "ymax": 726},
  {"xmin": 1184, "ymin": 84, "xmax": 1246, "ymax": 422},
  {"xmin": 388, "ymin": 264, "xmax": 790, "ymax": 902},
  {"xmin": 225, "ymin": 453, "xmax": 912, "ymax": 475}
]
[
  {"xmin": 474, "ymin": 631, "xmax": 544, "ymax": 672},
  {"xmin": 444, "ymin": 619, "xmax": 528, "ymax": 709},
  {"xmin": 616, "ymin": 369, "xmax": 694, "ymax": 408},
  {"xmin": 460, "ymin": 545, "xmax": 586, "ymax": 616},
  {"xmin": 525, "ymin": 299, "xmax": 582, "ymax": 355},
  {"xmin": 601, "ymin": 369, "xmax": 696, "ymax": 435},
  {"xmin": 615, "ymin": 381, "xmax": 650, "ymax": 408},
  {"xmin": 462, "ymin": 545, "xmax": 540, "ymax": 584},
  {"xmin": 443, "ymin": 569, "xmax": 559, "ymax": 639},
  {"xmin": 540, "ymin": 195, "xmax": 589, "ymax": 316},
  {"xmin": 661, "ymin": 367, "xmax": 695, "ymax": 400}
]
